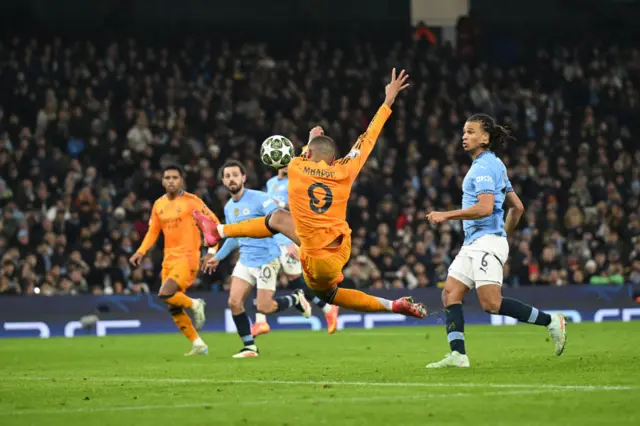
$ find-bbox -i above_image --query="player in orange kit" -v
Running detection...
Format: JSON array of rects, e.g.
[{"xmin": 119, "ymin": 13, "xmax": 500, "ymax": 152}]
[
  {"xmin": 194, "ymin": 69, "xmax": 426, "ymax": 319},
  {"xmin": 130, "ymin": 164, "xmax": 220, "ymax": 356}
]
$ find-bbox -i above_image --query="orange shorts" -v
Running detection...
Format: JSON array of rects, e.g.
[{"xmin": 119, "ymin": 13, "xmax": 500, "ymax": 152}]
[
  {"xmin": 161, "ymin": 258, "xmax": 199, "ymax": 291},
  {"xmin": 300, "ymin": 235, "xmax": 351, "ymax": 291}
]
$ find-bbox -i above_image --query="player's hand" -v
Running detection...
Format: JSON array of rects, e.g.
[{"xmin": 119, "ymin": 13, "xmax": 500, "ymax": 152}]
[
  {"xmin": 201, "ymin": 253, "xmax": 214, "ymax": 265},
  {"xmin": 426, "ymin": 211, "xmax": 449, "ymax": 225},
  {"xmin": 286, "ymin": 244, "xmax": 300, "ymax": 261},
  {"xmin": 384, "ymin": 68, "xmax": 410, "ymax": 107},
  {"xmin": 129, "ymin": 252, "xmax": 144, "ymax": 267},
  {"xmin": 201, "ymin": 256, "xmax": 220, "ymax": 274},
  {"xmin": 309, "ymin": 126, "xmax": 324, "ymax": 142}
]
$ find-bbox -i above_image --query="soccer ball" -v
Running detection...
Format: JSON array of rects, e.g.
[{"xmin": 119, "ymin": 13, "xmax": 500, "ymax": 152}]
[{"xmin": 261, "ymin": 135, "xmax": 294, "ymax": 169}]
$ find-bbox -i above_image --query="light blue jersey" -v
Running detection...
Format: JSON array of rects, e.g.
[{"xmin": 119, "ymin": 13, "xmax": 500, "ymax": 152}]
[
  {"xmin": 461, "ymin": 151, "xmax": 512, "ymax": 245},
  {"xmin": 214, "ymin": 189, "xmax": 280, "ymax": 268},
  {"xmin": 266, "ymin": 175, "xmax": 293, "ymax": 246}
]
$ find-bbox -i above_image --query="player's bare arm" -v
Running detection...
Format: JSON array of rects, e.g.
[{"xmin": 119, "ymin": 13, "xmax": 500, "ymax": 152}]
[
  {"xmin": 504, "ymin": 191, "xmax": 525, "ymax": 234},
  {"xmin": 427, "ymin": 193, "xmax": 495, "ymax": 225}
]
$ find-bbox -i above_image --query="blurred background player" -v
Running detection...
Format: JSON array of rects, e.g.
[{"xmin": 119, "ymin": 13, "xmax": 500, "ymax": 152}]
[
  {"xmin": 130, "ymin": 164, "xmax": 218, "ymax": 356},
  {"xmin": 202, "ymin": 160, "xmax": 311, "ymax": 358},
  {"xmin": 195, "ymin": 69, "xmax": 426, "ymax": 319},
  {"xmin": 255, "ymin": 166, "xmax": 340, "ymax": 336},
  {"xmin": 425, "ymin": 114, "xmax": 567, "ymax": 368}
]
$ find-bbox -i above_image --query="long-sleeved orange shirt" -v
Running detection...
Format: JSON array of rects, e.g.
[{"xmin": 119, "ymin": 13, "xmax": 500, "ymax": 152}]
[
  {"xmin": 136, "ymin": 191, "xmax": 220, "ymax": 264},
  {"xmin": 288, "ymin": 104, "xmax": 392, "ymax": 250}
]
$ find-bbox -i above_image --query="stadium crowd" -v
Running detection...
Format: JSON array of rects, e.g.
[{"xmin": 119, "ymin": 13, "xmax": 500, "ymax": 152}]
[{"xmin": 1, "ymin": 33, "xmax": 640, "ymax": 296}]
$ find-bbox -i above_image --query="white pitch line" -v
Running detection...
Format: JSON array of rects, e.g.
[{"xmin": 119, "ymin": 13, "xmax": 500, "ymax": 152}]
[
  {"xmin": 0, "ymin": 389, "xmax": 572, "ymax": 416},
  {"xmin": 344, "ymin": 330, "xmax": 543, "ymax": 336},
  {"xmin": 13, "ymin": 376, "xmax": 634, "ymax": 391}
]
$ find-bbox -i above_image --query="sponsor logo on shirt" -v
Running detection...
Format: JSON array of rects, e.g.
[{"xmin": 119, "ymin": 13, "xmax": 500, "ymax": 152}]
[{"xmin": 475, "ymin": 176, "xmax": 493, "ymax": 183}]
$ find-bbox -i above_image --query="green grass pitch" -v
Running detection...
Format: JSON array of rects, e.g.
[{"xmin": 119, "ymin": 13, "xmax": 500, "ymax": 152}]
[{"xmin": 1, "ymin": 323, "xmax": 638, "ymax": 426}]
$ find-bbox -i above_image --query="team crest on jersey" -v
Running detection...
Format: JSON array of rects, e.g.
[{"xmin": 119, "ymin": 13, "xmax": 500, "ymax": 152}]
[
  {"xmin": 176, "ymin": 207, "xmax": 181, "ymax": 213},
  {"xmin": 278, "ymin": 185, "xmax": 285, "ymax": 191},
  {"xmin": 243, "ymin": 208, "xmax": 250, "ymax": 215},
  {"xmin": 234, "ymin": 208, "xmax": 240, "ymax": 217}
]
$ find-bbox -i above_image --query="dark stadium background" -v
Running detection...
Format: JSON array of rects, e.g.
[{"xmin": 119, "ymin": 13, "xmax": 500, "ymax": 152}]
[{"xmin": 0, "ymin": 0, "xmax": 639, "ymax": 298}]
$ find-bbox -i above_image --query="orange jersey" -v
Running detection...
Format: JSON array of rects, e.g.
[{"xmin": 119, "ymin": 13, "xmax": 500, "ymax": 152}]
[
  {"xmin": 136, "ymin": 191, "xmax": 220, "ymax": 263},
  {"xmin": 288, "ymin": 104, "xmax": 392, "ymax": 250}
]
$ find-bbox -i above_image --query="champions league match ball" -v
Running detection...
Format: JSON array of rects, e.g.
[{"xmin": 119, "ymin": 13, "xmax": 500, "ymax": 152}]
[{"xmin": 260, "ymin": 135, "xmax": 295, "ymax": 169}]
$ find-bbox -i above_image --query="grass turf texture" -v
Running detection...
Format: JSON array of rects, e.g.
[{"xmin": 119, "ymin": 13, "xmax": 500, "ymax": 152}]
[{"xmin": 0, "ymin": 322, "xmax": 638, "ymax": 426}]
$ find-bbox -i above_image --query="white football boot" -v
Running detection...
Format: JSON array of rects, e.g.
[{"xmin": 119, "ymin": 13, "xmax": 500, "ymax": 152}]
[
  {"xmin": 426, "ymin": 351, "xmax": 470, "ymax": 369},
  {"xmin": 184, "ymin": 340, "xmax": 208, "ymax": 356},
  {"xmin": 547, "ymin": 313, "xmax": 567, "ymax": 356},
  {"xmin": 232, "ymin": 346, "xmax": 260, "ymax": 358},
  {"xmin": 293, "ymin": 289, "xmax": 312, "ymax": 318},
  {"xmin": 192, "ymin": 298, "xmax": 207, "ymax": 330}
]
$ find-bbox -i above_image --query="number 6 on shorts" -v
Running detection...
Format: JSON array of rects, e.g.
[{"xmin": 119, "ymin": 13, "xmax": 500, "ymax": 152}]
[{"xmin": 472, "ymin": 252, "xmax": 503, "ymax": 286}]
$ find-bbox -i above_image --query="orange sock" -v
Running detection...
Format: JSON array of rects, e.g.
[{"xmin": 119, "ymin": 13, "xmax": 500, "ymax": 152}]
[
  {"xmin": 165, "ymin": 292, "xmax": 194, "ymax": 309},
  {"xmin": 223, "ymin": 217, "xmax": 273, "ymax": 238},
  {"xmin": 332, "ymin": 288, "xmax": 392, "ymax": 312},
  {"xmin": 171, "ymin": 310, "xmax": 199, "ymax": 342}
]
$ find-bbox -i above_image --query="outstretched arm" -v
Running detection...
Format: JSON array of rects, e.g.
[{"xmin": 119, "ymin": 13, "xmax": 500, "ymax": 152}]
[{"xmin": 339, "ymin": 68, "xmax": 410, "ymax": 179}]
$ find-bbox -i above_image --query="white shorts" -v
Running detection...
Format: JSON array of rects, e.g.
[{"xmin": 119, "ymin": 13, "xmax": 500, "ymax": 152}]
[
  {"xmin": 232, "ymin": 259, "xmax": 280, "ymax": 291},
  {"xmin": 448, "ymin": 234, "xmax": 509, "ymax": 289},
  {"xmin": 278, "ymin": 245, "xmax": 302, "ymax": 276}
]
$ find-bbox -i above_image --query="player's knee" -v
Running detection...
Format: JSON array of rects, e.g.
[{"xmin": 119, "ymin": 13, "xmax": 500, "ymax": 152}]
[
  {"xmin": 168, "ymin": 305, "xmax": 183, "ymax": 316},
  {"xmin": 228, "ymin": 295, "xmax": 244, "ymax": 313},
  {"xmin": 479, "ymin": 295, "xmax": 502, "ymax": 314},
  {"xmin": 312, "ymin": 287, "xmax": 338, "ymax": 304},
  {"xmin": 268, "ymin": 209, "xmax": 289, "ymax": 229},
  {"xmin": 159, "ymin": 291, "xmax": 175, "ymax": 302},
  {"xmin": 159, "ymin": 279, "xmax": 179, "ymax": 297},
  {"xmin": 442, "ymin": 286, "xmax": 464, "ymax": 307}
]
